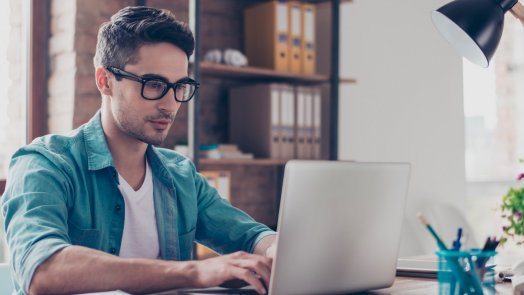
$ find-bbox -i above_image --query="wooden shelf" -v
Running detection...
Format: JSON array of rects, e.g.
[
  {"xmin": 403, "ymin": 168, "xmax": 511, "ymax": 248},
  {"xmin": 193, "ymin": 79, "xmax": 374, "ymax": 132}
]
[
  {"xmin": 340, "ymin": 77, "xmax": 357, "ymax": 84},
  {"xmin": 199, "ymin": 62, "xmax": 330, "ymax": 84},
  {"xmin": 200, "ymin": 158, "xmax": 288, "ymax": 166}
]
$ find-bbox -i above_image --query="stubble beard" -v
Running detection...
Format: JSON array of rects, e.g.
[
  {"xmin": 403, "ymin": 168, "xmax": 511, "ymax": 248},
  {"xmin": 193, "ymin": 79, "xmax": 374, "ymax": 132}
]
[{"xmin": 116, "ymin": 109, "xmax": 168, "ymax": 146}]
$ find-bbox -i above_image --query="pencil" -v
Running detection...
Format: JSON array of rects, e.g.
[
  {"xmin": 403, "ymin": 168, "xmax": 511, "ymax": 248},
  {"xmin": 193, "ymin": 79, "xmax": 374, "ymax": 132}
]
[{"xmin": 416, "ymin": 212, "xmax": 448, "ymax": 250}]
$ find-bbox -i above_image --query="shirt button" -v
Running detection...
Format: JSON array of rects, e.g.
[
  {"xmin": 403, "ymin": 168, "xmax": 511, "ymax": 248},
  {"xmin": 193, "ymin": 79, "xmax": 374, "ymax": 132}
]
[
  {"xmin": 114, "ymin": 204, "xmax": 121, "ymax": 212},
  {"xmin": 110, "ymin": 248, "xmax": 116, "ymax": 254}
]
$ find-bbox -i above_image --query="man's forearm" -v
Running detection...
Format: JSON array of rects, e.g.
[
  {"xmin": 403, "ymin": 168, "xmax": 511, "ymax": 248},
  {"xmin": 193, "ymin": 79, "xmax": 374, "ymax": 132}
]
[{"xmin": 29, "ymin": 245, "xmax": 197, "ymax": 295}]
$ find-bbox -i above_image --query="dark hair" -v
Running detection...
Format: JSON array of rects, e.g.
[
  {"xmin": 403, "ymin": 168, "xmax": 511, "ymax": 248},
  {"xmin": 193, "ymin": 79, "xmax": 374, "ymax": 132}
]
[{"xmin": 93, "ymin": 6, "xmax": 194, "ymax": 68}]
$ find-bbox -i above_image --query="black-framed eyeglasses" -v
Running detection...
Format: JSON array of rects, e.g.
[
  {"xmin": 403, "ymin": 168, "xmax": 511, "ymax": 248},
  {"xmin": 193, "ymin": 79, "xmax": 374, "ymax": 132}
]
[{"xmin": 106, "ymin": 66, "xmax": 199, "ymax": 102}]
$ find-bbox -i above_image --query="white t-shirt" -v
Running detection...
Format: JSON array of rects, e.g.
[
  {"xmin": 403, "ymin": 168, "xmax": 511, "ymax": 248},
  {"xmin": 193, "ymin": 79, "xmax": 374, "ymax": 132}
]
[{"xmin": 117, "ymin": 160, "xmax": 160, "ymax": 259}]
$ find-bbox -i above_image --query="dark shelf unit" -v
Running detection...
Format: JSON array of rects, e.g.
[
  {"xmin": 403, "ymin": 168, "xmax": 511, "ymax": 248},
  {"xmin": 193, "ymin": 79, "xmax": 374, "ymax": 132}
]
[{"xmin": 191, "ymin": 0, "xmax": 351, "ymax": 168}]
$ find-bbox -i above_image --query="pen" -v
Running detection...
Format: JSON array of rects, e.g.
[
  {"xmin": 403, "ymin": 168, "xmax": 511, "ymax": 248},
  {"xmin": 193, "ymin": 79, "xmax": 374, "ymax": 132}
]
[
  {"xmin": 452, "ymin": 227, "xmax": 463, "ymax": 251},
  {"xmin": 481, "ymin": 237, "xmax": 492, "ymax": 251},
  {"xmin": 477, "ymin": 237, "xmax": 500, "ymax": 269}
]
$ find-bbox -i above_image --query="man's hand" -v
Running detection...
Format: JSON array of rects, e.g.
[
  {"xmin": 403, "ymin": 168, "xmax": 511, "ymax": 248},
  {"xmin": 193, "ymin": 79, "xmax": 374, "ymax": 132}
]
[{"xmin": 192, "ymin": 251, "xmax": 272, "ymax": 294}]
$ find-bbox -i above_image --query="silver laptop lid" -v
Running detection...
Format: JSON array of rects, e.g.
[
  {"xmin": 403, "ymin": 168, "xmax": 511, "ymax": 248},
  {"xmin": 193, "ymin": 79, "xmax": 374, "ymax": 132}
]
[{"xmin": 270, "ymin": 161, "xmax": 411, "ymax": 295}]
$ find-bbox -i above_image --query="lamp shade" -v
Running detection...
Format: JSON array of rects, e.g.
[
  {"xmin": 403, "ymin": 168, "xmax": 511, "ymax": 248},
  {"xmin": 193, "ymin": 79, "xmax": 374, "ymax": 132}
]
[{"xmin": 431, "ymin": 0, "xmax": 517, "ymax": 67}]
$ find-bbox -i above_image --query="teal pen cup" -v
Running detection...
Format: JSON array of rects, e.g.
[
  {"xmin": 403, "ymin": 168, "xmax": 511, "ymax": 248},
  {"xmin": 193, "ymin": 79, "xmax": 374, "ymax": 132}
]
[{"xmin": 436, "ymin": 250, "xmax": 496, "ymax": 295}]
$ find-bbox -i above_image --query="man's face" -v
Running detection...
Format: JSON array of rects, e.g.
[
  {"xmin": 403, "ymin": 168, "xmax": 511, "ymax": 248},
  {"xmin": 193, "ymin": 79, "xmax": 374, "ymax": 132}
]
[{"xmin": 109, "ymin": 42, "xmax": 189, "ymax": 146}]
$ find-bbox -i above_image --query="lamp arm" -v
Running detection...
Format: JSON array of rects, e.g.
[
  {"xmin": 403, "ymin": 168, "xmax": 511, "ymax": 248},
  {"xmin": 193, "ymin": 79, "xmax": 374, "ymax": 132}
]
[{"xmin": 510, "ymin": 1, "xmax": 524, "ymax": 27}]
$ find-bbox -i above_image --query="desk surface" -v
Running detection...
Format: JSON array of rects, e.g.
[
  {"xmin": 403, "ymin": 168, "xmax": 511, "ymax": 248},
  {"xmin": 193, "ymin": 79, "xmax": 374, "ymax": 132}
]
[
  {"xmin": 367, "ymin": 277, "xmax": 513, "ymax": 294},
  {"xmin": 153, "ymin": 277, "xmax": 514, "ymax": 294}
]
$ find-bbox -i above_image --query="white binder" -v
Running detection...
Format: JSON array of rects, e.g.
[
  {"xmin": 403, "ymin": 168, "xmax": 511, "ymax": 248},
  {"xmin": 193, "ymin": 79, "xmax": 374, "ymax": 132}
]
[
  {"xmin": 312, "ymin": 87, "xmax": 322, "ymax": 159},
  {"xmin": 304, "ymin": 87, "xmax": 314, "ymax": 159},
  {"xmin": 280, "ymin": 85, "xmax": 296, "ymax": 160},
  {"xmin": 295, "ymin": 86, "xmax": 308, "ymax": 159}
]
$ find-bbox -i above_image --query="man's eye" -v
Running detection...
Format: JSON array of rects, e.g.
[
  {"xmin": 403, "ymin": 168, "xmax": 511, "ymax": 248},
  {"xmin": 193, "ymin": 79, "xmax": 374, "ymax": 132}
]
[{"xmin": 145, "ymin": 80, "xmax": 165, "ymax": 89}]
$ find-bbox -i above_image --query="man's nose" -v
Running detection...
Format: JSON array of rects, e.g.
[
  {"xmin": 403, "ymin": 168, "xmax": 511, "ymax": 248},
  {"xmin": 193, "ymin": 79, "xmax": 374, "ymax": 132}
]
[{"xmin": 158, "ymin": 86, "xmax": 180, "ymax": 112}]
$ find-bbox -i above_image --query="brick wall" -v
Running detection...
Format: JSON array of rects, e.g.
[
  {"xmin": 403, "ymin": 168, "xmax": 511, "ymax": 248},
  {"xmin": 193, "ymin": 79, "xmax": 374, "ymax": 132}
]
[
  {"xmin": 48, "ymin": 0, "xmax": 134, "ymax": 134},
  {"xmin": 48, "ymin": 0, "xmax": 76, "ymax": 134},
  {"xmin": 4, "ymin": 0, "xmax": 25, "ymax": 175},
  {"xmin": 2, "ymin": 0, "xmax": 24, "ymax": 262}
]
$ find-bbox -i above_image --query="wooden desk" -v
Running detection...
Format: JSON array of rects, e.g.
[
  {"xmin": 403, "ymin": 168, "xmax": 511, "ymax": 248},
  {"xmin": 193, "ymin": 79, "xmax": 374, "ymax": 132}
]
[
  {"xmin": 366, "ymin": 277, "xmax": 513, "ymax": 294},
  {"xmin": 153, "ymin": 277, "xmax": 514, "ymax": 294}
]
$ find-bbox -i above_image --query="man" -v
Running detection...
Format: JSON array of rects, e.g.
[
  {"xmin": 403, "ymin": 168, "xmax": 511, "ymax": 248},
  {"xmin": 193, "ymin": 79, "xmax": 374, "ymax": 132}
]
[{"xmin": 1, "ymin": 6, "xmax": 276, "ymax": 295}]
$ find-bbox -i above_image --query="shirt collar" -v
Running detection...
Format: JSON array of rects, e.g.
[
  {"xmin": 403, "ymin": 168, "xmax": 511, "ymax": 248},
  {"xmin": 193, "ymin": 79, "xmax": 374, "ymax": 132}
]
[
  {"xmin": 146, "ymin": 145, "xmax": 176, "ymax": 187},
  {"xmin": 83, "ymin": 110, "xmax": 175, "ymax": 187},
  {"xmin": 83, "ymin": 110, "xmax": 115, "ymax": 171}
]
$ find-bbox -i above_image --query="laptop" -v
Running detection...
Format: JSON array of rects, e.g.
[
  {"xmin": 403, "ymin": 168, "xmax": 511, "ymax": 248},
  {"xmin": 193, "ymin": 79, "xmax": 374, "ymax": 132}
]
[
  {"xmin": 162, "ymin": 160, "xmax": 411, "ymax": 295},
  {"xmin": 396, "ymin": 255, "xmax": 439, "ymax": 278}
]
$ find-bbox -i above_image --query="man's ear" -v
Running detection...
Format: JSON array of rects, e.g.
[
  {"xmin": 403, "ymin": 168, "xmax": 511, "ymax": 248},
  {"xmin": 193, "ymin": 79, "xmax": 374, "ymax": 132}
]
[{"xmin": 95, "ymin": 67, "xmax": 112, "ymax": 96}]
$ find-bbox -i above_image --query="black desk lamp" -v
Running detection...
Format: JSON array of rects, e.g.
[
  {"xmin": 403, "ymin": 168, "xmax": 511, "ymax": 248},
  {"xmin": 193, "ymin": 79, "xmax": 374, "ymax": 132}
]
[{"xmin": 431, "ymin": 0, "xmax": 524, "ymax": 67}]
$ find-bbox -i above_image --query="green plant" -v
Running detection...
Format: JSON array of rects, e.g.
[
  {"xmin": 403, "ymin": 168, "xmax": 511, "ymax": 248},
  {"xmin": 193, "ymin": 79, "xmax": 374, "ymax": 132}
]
[{"xmin": 501, "ymin": 164, "xmax": 524, "ymax": 245}]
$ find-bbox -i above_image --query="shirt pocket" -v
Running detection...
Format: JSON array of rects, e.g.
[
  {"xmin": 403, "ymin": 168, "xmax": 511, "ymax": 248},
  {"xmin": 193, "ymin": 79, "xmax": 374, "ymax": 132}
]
[
  {"xmin": 68, "ymin": 223, "xmax": 102, "ymax": 250},
  {"xmin": 178, "ymin": 228, "xmax": 196, "ymax": 261}
]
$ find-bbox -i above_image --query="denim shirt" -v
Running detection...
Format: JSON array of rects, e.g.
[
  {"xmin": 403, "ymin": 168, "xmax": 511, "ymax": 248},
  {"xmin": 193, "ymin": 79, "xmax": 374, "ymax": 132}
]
[{"xmin": 1, "ymin": 112, "xmax": 274, "ymax": 294}]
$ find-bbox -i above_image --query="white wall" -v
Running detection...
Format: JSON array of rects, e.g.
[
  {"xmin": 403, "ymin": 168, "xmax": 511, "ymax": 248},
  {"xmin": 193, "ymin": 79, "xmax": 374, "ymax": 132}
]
[{"xmin": 338, "ymin": 0, "xmax": 467, "ymax": 255}]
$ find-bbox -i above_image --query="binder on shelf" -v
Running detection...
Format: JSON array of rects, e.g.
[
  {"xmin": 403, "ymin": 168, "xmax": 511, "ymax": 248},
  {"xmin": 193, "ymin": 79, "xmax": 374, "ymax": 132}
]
[
  {"xmin": 217, "ymin": 171, "xmax": 231, "ymax": 200},
  {"xmin": 244, "ymin": 1, "xmax": 289, "ymax": 72},
  {"xmin": 301, "ymin": 3, "xmax": 316, "ymax": 74},
  {"xmin": 304, "ymin": 87, "xmax": 314, "ymax": 159},
  {"xmin": 271, "ymin": 87, "xmax": 281, "ymax": 159},
  {"xmin": 288, "ymin": 1, "xmax": 302, "ymax": 74},
  {"xmin": 280, "ymin": 84, "xmax": 296, "ymax": 160},
  {"xmin": 295, "ymin": 86, "xmax": 308, "ymax": 159},
  {"xmin": 200, "ymin": 170, "xmax": 231, "ymax": 201},
  {"xmin": 312, "ymin": 87, "xmax": 322, "ymax": 159},
  {"xmin": 229, "ymin": 84, "xmax": 282, "ymax": 159}
]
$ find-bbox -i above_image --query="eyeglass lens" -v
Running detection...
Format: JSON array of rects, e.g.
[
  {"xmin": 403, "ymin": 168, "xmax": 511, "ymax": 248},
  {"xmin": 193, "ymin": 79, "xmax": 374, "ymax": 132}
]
[{"xmin": 143, "ymin": 80, "xmax": 196, "ymax": 101}]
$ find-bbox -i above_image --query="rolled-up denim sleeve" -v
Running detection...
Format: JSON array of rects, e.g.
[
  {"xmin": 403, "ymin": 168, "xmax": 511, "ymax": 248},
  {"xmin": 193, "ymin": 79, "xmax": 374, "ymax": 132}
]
[
  {"xmin": 193, "ymin": 170, "xmax": 275, "ymax": 255},
  {"xmin": 1, "ymin": 150, "xmax": 72, "ymax": 293},
  {"xmin": 251, "ymin": 231, "xmax": 277, "ymax": 254}
]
